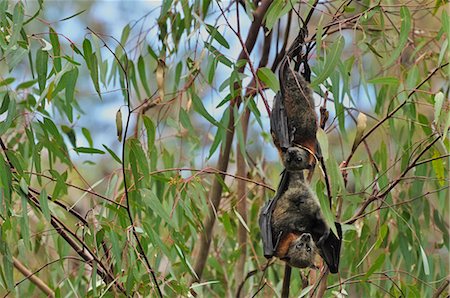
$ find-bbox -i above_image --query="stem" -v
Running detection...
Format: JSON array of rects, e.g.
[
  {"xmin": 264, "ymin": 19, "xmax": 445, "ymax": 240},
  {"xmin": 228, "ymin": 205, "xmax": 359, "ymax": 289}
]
[
  {"xmin": 87, "ymin": 28, "xmax": 162, "ymax": 297},
  {"xmin": 191, "ymin": 0, "xmax": 272, "ymax": 282},
  {"xmin": 12, "ymin": 257, "xmax": 55, "ymax": 298}
]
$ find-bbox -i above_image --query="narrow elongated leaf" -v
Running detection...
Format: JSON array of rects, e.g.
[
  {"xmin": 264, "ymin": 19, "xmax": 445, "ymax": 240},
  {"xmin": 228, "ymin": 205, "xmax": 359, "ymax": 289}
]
[
  {"xmin": 0, "ymin": 78, "xmax": 15, "ymax": 87},
  {"xmin": 74, "ymin": 147, "xmax": 105, "ymax": 154},
  {"xmin": 311, "ymin": 36, "xmax": 345, "ymax": 87},
  {"xmin": 49, "ymin": 27, "xmax": 61, "ymax": 72},
  {"xmin": 102, "ymin": 144, "xmax": 121, "ymax": 164},
  {"xmin": 257, "ymin": 67, "xmax": 279, "ymax": 92},
  {"xmin": 137, "ymin": 56, "xmax": 151, "ymax": 96},
  {"xmin": 265, "ymin": 0, "xmax": 284, "ymax": 31},
  {"xmin": 141, "ymin": 189, "xmax": 176, "ymax": 228},
  {"xmin": 39, "ymin": 189, "xmax": 50, "ymax": 222},
  {"xmin": 83, "ymin": 39, "xmax": 101, "ymax": 98},
  {"xmin": 205, "ymin": 24, "xmax": 229, "ymax": 49},
  {"xmin": 367, "ymin": 77, "xmax": 399, "ymax": 85},
  {"xmin": 419, "ymin": 245, "xmax": 430, "ymax": 275},
  {"xmin": 64, "ymin": 67, "xmax": 78, "ymax": 103},
  {"xmin": 365, "ymin": 254, "xmax": 385, "ymax": 278},
  {"xmin": 0, "ymin": 95, "xmax": 16, "ymax": 135},
  {"xmin": 82, "ymin": 128, "xmax": 93, "ymax": 147},
  {"xmin": 191, "ymin": 92, "xmax": 219, "ymax": 127},
  {"xmin": 8, "ymin": 2, "xmax": 24, "ymax": 49},
  {"xmin": 36, "ymin": 49, "xmax": 48, "ymax": 93},
  {"xmin": 385, "ymin": 6, "xmax": 411, "ymax": 67}
]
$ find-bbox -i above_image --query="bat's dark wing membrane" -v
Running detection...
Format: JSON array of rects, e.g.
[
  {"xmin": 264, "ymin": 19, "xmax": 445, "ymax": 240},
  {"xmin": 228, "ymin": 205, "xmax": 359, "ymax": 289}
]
[
  {"xmin": 258, "ymin": 170, "xmax": 290, "ymax": 258},
  {"xmin": 317, "ymin": 222, "xmax": 342, "ymax": 274},
  {"xmin": 270, "ymin": 92, "xmax": 291, "ymax": 151}
]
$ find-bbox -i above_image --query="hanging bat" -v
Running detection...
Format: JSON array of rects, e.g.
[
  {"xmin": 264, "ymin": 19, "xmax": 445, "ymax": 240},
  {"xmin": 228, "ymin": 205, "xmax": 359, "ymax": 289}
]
[{"xmin": 259, "ymin": 147, "xmax": 342, "ymax": 273}]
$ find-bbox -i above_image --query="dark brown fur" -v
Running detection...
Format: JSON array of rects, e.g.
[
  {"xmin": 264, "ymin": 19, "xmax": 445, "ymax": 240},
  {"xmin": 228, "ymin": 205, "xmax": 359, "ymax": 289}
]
[{"xmin": 271, "ymin": 61, "xmax": 319, "ymax": 168}]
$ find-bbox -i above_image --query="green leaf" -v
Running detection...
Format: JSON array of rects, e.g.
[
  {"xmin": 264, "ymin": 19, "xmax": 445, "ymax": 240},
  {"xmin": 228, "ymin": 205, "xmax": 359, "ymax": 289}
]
[
  {"xmin": 179, "ymin": 108, "xmax": 195, "ymax": 132},
  {"xmin": 257, "ymin": 67, "xmax": 279, "ymax": 92},
  {"xmin": 102, "ymin": 144, "xmax": 121, "ymax": 164},
  {"xmin": 39, "ymin": 189, "xmax": 50, "ymax": 222},
  {"xmin": 73, "ymin": 147, "xmax": 105, "ymax": 154},
  {"xmin": 120, "ymin": 24, "xmax": 131, "ymax": 45},
  {"xmin": 0, "ymin": 94, "xmax": 16, "ymax": 135},
  {"xmin": 61, "ymin": 125, "xmax": 76, "ymax": 148},
  {"xmin": 419, "ymin": 245, "xmax": 430, "ymax": 275},
  {"xmin": 83, "ymin": 39, "xmax": 101, "ymax": 98},
  {"xmin": 49, "ymin": 27, "xmax": 61, "ymax": 72},
  {"xmin": 205, "ymin": 24, "xmax": 229, "ymax": 49},
  {"xmin": 2, "ymin": 254, "xmax": 14, "ymax": 291},
  {"xmin": 365, "ymin": 42, "xmax": 383, "ymax": 58},
  {"xmin": 8, "ymin": 2, "xmax": 24, "ymax": 49},
  {"xmin": 58, "ymin": 9, "xmax": 86, "ymax": 22},
  {"xmin": 0, "ymin": 78, "xmax": 15, "ymax": 87},
  {"xmin": 432, "ymin": 149, "xmax": 445, "ymax": 186},
  {"xmin": 191, "ymin": 92, "xmax": 220, "ymax": 127},
  {"xmin": 265, "ymin": 0, "xmax": 284, "ymax": 31},
  {"xmin": 36, "ymin": 49, "xmax": 48, "ymax": 93},
  {"xmin": 365, "ymin": 254, "xmax": 385, "ymax": 278},
  {"xmin": 311, "ymin": 36, "xmax": 345, "ymax": 87},
  {"xmin": 385, "ymin": 6, "xmax": 411, "ymax": 67},
  {"xmin": 315, "ymin": 181, "xmax": 338, "ymax": 238},
  {"xmin": 82, "ymin": 127, "xmax": 93, "ymax": 147},
  {"xmin": 16, "ymin": 79, "xmax": 37, "ymax": 90},
  {"xmin": 140, "ymin": 189, "xmax": 176, "ymax": 228},
  {"xmin": 142, "ymin": 115, "xmax": 156, "ymax": 152},
  {"xmin": 367, "ymin": 76, "xmax": 399, "ymax": 85},
  {"xmin": 204, "ymin": 42, "xmax": 232, "ymax": 68},
  {"xmin": 0, "ymin": 93, "xmax": 10, "ymax": 115},
  {"xmin": 64, "ymin": 67, "xmax": 78, "ymax": 103},
  {"xmin": 138, "ymin": 56, "xmax": 151, "ymax": 96},
  {"xmin": 433, "ymin": 92, "xmax": 444, "ymax": 123},
  {"xmin": 316, "ymin": 128, "xmax": 329, "ymax": 161}
]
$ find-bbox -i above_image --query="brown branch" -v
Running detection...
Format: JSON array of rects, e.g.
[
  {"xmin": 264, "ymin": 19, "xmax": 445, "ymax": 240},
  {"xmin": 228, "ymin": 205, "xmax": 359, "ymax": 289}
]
[
  {"xmin": 216, "ymin": 0, "xmax": 271, "ymax": 116},
  {"xmin": 314, "ymin": 270, "xmax": 329, "ymax": 298},
  {"xmin": 432, "ymin": 278, "xmax": 450, "ymax": 298},
  {"xmin": 12, "ymin": 257, "xmax": 54, "ymax": 297},
  {"xmin": 235, "ymin": 27, "xmax": 272, "ymax": 293},
  {"xmin": 235, "ymin": 108, "xmax": 250, "ymax": 289},
  {"xmin": 0, "ymin": 138, "xmax": 125, "ymax": 295},
  {"xmin": 345, "ymin": 62, "xmax": 449, "ymax": 167},
  {"xmin": 87, "ymin": 28, "xmax": 162, "ymax": 297},
  {"xmin": 345, "ymin": 135, "xmax": 442, "ymax": 224},
  {"xmin": 25, "ymin": 171, "xmax": 126, "ymax": 208},
  {"xmin": 191, "ymin": 0, "xmax": 272, "ymax": 282}
]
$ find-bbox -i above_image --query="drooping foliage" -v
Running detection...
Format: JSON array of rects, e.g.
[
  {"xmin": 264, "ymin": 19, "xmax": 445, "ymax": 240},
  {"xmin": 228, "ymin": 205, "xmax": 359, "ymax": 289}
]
[{"xmin": 0, "ymin": 0, "xmax": 448, "ymax": 297}]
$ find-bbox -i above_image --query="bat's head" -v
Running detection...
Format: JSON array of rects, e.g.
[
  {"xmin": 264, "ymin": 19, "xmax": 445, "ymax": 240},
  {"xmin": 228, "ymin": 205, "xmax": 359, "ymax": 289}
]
[
  {"xmin": 283, "ymin": 147, "xmax": 310, "ymax": 172},
  {"xmin": 283, "ymin": 233, "xmax": 318, "ymax": 269}
]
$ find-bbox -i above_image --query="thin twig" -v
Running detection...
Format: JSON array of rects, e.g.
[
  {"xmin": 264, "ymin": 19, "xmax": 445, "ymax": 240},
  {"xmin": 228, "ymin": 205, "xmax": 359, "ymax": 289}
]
[
  {"xmin": 86, "ymin": 27, "xmax": 162, "ymax": 297},
  {"xmin": 11, "ymin": 257, "xmax": 54, "ymax": 297}
]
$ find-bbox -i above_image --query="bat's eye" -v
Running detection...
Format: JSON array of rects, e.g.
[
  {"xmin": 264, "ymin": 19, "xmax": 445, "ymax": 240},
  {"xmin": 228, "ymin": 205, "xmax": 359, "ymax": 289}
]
[
  {"xmin": 296, "ymin": 242, "xmax": 304, "ymax": 249},
  {"xmin": 306, "ymin": 246, "xmax": 311, "ymax": 252},
  {"xmin": 296, "ymin": 156, "xmax": 303, "ymax": 162}
]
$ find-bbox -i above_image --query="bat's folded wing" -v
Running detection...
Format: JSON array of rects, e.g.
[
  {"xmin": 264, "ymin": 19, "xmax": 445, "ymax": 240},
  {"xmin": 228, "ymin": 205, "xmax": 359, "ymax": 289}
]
[
  {"xmin": 258, "ymin": 170, "xmax": 290, "ymax": 258},
  {"xmin": 270, "ymin": 92, "xmax": 291, "ymax": 150},
  {"xmin": 318, "ymin": 222, "xmax": 342, "ymax": 274}
]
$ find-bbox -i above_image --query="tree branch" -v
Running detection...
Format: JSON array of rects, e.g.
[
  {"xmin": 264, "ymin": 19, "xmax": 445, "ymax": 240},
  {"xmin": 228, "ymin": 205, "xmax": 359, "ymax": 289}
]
[
  {"xmin": 87, "ymin": 28, "xmax": 162, "ymax": 297},
  {"xmin": 191, "ymin": 0, "xmax": 272, "ymax": 282},
  {"xmin": 12, "ymin": 257, "xmax": 54, "ymax": 298}
]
